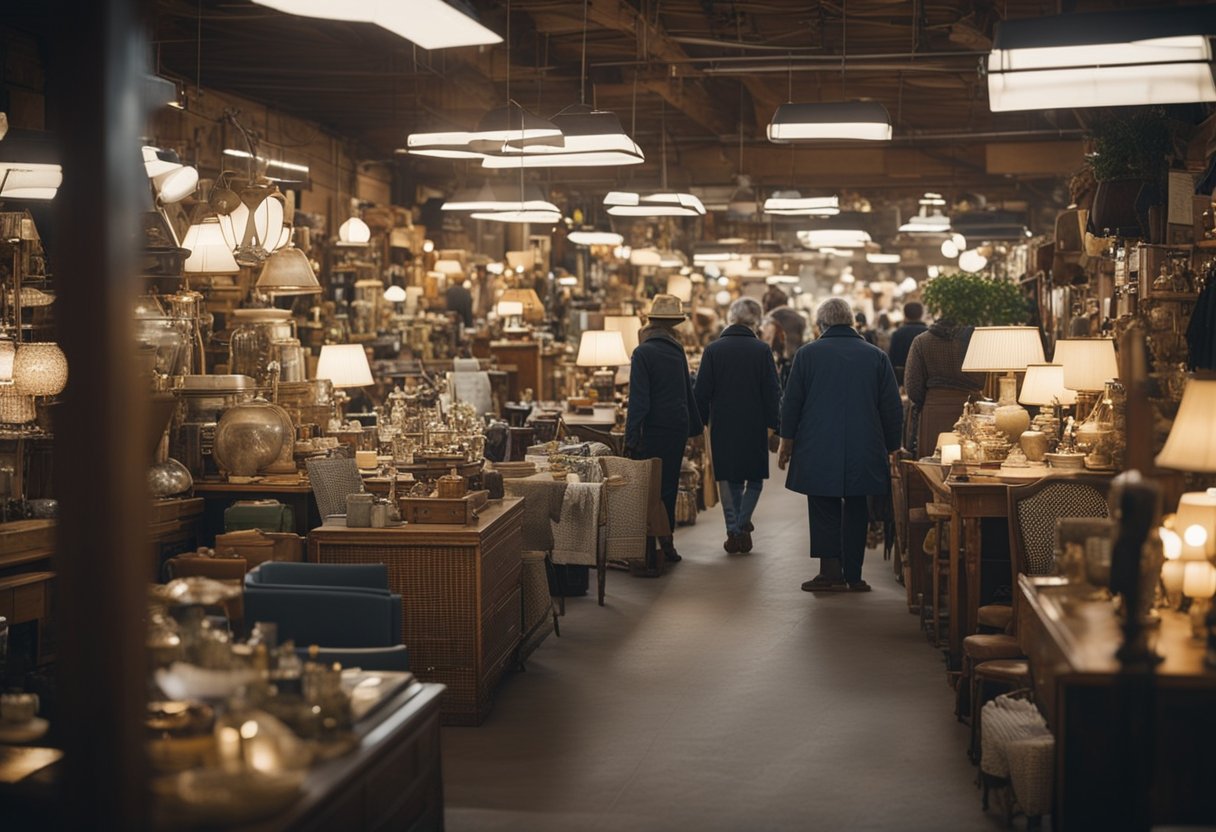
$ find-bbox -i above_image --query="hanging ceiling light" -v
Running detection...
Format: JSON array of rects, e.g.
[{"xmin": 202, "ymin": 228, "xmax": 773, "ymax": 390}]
[
  {"xmin": 763, "ymin": 191, "xmax": 840, "ymax": 216},
  {"xmin": 337, "ymin": 216, "xmax": 371, "ymax": 246},
  {"xmin": 987, "ymin": 6, "xmax": 1216, "ymax": 112},
  {"xmin": 251, "ymin": 0, "xmax": 502, "ymax": 50},
  {"xmin": 767, "ymin": 101, "xmax": 892, "ymax": 143},
  {"xmin": 142, "ymin": 146, "xmax": 198, "ymax": 204},
  {"xmin": 443, "ymin": 182, "xmax": 561, "ymax": 223},
  {"xmin": 568, "ymin": 230, "xmax": 624, "ymax": 246},
  {"xmin": 605, "ymin": 191, "xmax": 706, "ymax": 217},
  {"xmin": 866, "ymin": 252, "xmax": 901, "ymax": 264},
  {"xmin": 255, "ymin": 241, "xmax": 321, "ymax": 295},
  {"xmin": 482, "ymin": 104, "xmax": 643, "ymax": 168},
  {"xmin": 408, "ymin": 103, "xmax": 563, "ymax": 159},
  {"xmin": 216, "ymin": 188, "xmax": 289, "ymax": 265},
  {"xmin": 899, "ymin": 192, "xmax": 952, "ymax": 233},
  {"xmin": 13, "ymin": 342, "xmax": 67, "ymax": 397},
  {"xmin": 0, "ymin": 129, "xmax": 61, "ymax": 200},
  {"xmin": 798, "ymin": 228, "xmax": 872, "ymax": 249}
]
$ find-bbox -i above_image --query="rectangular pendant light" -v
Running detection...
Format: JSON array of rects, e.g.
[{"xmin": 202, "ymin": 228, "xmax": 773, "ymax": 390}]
[
  {"xmin": 763, "ymin": 192, "xmax": 840, "ymax": 216},
  {"xmin": 767, "ymin": 101, "xmax": 892, "ymax": 142},
  {"xmin": 252, "ymin": 0, "xmax": 502, "ymax": 50},
  {"xmin": 987, "ymin": 6, "xmax": 1216, "ymax": 111},
  {"xmin": 483, "ymin": 105, "xmax": 644, "ymax": 168},
  {"xmin": 797, "ymin": 229, "xmax": 872, "ymax": 249},
  {"xmin": 605, "ymin": 191, "xmax": 706, "ymax": 217}
]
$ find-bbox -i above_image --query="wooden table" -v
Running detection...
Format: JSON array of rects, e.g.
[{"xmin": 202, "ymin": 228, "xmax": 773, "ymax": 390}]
[
  {"xmin": 192, "ymin": 481, "xmax": 319, "ymax": 545},
  {"xmin": 308, "ymin": 498, "xmax": 524, "ymax": 725},
  {"xmin": 1019, "ymin": 575, "xmax": 1216, "ymax": 830},
  {"xmin": 945, "ymin": 478, "xmax": 1015, "ymax": 669}
]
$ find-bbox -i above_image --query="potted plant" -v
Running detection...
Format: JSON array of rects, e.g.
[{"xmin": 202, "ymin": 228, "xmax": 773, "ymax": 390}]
[
  {"xmin": 921, "ymin": 270, "xmax": 1029, "ymax": 326},
  {"xmin": 1084, "ymin": 110, "xmax": 1172, "ymax": 240}
]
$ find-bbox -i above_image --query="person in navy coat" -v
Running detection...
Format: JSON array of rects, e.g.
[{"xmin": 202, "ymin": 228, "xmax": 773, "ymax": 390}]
[
  {"xmin": 694, "ymin": 297, "xmax": 781, "ymax": 554},
  {"xmin": 778, "ymin": 297, "xmax": 903, "ymax": 592},
  {"xmin": 625, "ymin": 293, "xmax": 703, "ymax": 567}
]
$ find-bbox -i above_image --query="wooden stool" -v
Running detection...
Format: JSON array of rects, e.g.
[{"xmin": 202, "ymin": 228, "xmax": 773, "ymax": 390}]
[{"xmin": 925, "ymin": 501, "xmax": 952, "ymax": 646}]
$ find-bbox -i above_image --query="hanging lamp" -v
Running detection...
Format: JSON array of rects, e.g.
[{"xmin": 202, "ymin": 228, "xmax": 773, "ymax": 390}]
[
  {"xmin": 252, "ymin": 0, "xmax": 501, "ymax": 50},
  {"xmin": 767, "ymin": 101, "xmax": 892, "ymax": 142},
  {"xmin": 182, "ymin": 216, "xmax": 241, "ymax": 274},
  {"xmin": 763, "ymin": 191, "xmax": 840, "ymax": 216},
  {"xmin": 483, "ymin": 104, "xmax": 642, "ymax": 168}
]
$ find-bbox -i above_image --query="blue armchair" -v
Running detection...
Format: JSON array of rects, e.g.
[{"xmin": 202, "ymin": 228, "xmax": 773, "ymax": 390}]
[{"xmin": 244, "ymin": 562, "xmax": 403, "ymax": 649}]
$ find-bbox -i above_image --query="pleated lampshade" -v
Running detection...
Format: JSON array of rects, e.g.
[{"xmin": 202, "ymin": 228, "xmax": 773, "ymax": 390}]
[
  {"xmin": 961, "ymin": 327, "xmax": 1044, "ymax": 372},
  {"xmin": 576, "ymin": 331, "xmax": 629, "ymax": 367},
  {"xmin": 1052, "ymin": 338, "xmax": 1119, "ymax": 392},
  {"xmin": 315, "ymin": 344, "xmax": 373, "ymax": 389},
  {"xmin": 182, "ymin": 217, "xmax": 240, "ymax": 274}
]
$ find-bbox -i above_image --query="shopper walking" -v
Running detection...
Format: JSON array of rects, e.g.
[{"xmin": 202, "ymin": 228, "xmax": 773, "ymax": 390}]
[
  {"xmin": 903, "ymin": 317, "xmax": 982, "ymax": 457},
  {"xmin": 625, "ymin": 293, "xmax": 704, "ymax": 569},
  {"xmin": 778, "ymin": 297, "xmax": 903, "ymax": 592},
  {"xmin": 887, "ymin": 301, "xmax": 928, "ymax": 385},
  {"xmin": 694, "ymin": 298, "xmax": 782, "ymax": 554}
]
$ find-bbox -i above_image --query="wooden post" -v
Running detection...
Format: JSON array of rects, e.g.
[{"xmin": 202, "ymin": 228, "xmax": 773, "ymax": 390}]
[{"xmin": 49, "ymin": 0, "xmax": 151, "ymax": 827}]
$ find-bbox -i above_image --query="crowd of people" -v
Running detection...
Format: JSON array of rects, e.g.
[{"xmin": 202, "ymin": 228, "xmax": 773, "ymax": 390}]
[{"xmin": 626, "ymin": 292, "xmax": 975, "ymax": 592}]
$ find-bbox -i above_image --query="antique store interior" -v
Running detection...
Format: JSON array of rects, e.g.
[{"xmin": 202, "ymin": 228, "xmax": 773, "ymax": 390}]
[{"xmin": 3, "ymin": 0, "xmax": 1216, "ymax": 829}]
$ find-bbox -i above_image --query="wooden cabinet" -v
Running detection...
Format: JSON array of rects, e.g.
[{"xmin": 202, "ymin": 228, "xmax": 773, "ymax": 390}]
[
  {"xmin": 308, "ymin": 499, "xmax": 524, "ymax": 725},
  {"xmin": 1019, "ymin": 576, "xmax": 1216, "ymax": 830},
  {"xmin": 490, "ymin": 341, "xmax": 541, "ymax": 402}
]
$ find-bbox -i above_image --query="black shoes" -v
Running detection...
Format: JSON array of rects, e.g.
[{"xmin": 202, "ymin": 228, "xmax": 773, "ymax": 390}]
[{"xmin": 723, "ymin": 533, "xmax": 740, "ymax": 554}]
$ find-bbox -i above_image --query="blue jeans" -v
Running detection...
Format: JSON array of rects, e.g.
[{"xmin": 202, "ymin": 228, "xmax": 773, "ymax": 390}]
[{"xmin": 719, "ymin": 480, "xmax": 763, "ymax": 534}]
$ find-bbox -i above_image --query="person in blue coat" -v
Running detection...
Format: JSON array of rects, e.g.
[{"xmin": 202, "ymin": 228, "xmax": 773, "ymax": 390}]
[
  {"xmin": 778, "ymin": 297, "xmax": 903, "ymax": 592},
  {"xmin": 625, "ymin": 293, "xmax": 704, "ymax": 569},
  {"xmin": 694, "ymin": 297, "xmax": 781, "ymax": 554}
]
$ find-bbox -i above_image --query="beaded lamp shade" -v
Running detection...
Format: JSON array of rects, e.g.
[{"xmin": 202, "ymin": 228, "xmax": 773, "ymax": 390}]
[
  {"xmin": 13, "ymin": 342, "xmax": 67, "ymax": 396},
  {"xmin": 0, "ymin": 388, "xmax": 36, "ymax": 424}
]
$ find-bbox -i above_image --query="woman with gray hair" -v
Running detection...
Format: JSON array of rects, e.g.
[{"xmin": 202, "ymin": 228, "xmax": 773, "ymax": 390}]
[
  {"xmin": 694, "ymin": 297, "xmax": 782, "ymax": 553},
  {"xmin": 778, "ymin": 296, "xmax": 903, "ymax": 591}
]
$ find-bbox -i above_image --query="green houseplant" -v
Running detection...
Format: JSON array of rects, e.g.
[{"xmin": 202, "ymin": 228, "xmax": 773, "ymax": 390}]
[
  {"xmin": 921, "ymin": 271, "xmax": 1028, "ymax": 326},
  {"xmin": 1084, "ymin": 109, "xmax": 1172, "ymax": 239}
]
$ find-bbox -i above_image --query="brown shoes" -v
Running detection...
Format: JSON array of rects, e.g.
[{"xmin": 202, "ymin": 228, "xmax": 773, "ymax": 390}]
[{"xmin": 723, "ymin": 533, "xmax": 740, "ymax": 554}]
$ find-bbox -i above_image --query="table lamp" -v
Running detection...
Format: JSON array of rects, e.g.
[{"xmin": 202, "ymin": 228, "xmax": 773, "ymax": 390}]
[
  {"xmin": 499, "ymin": 287, "xmax": 545, "ymax": 323},
  {"xmin": 604, "ymin": 315, "xmax": 642, "ymax": 357},
  {"xmin": 315, "ymin": 344, "xmax": 373, "ymax": 424},
  {"xmin": 576, "ymin": 330, "xmax": 629, "ymax": 403},
  {"xmin": 665, "ymin": 274, "xmax": 693, "ymax": 304},
  {"xmin": 1156, "ymin": 375, "xmax": 1216, "ymax": 655},
  {"xmin": 1018, "ymin": 362, "xmax": 1078, "ymax": 455},
  {"xmin": 1052, "ymin": 338, "xmax": 1119, "ymax": 421},
  {"xmin": 495, "ymin": 300, "xmax": 526, "ymax": 335},
  {"xmin": 961, "ymin": 326, "xmax": 1045, "ymax": 442}
]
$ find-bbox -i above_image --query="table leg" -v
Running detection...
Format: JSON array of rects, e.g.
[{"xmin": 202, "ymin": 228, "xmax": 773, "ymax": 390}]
[
  {"xmin": 948, "ymin": 509, "xmax": 963, "ymax": 669},
  {"xmin": 964, "ymin": 516, "xmax": 983, "ymax": 642}
]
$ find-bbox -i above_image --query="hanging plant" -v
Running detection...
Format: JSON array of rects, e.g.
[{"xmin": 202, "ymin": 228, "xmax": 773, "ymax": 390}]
[
  {"xmin": 1085, "ymin": 109, "xmax": 1171, "ymax": 182},
  {"xmin": 921, "ymin": 271, "xmax": 1028, "ymax": 327}
]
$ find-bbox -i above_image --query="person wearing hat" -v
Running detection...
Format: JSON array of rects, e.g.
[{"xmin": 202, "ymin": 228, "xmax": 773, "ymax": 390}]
[{"xmin": 625, "ymin": 293, "xmax": 703, "ymax": 569}]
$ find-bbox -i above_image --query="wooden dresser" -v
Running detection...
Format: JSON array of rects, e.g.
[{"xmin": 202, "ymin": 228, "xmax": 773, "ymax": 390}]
[
  {"xmin": 308, "ymin": 499, "xmax": 524, "ymax": 725},
  {"xmin": 1019, "ymin": 575, "xmax": 1216, "ymax": 830}
]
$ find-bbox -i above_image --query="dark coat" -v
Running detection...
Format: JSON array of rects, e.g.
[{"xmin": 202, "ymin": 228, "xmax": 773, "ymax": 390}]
[
  {"xmin": 887, "ymin": 320, "xmax": 928, "ymax": 369},
  {"xmin": 625, "ymin": 325, "xmax": 702, "ymax": 451},
  {"xmin": 780, "ymin": 325, "xmax": 903, "ymax": 497},
  {"xmin": 694, "ymin": 324, "xmax": 782, "ymax": 482}
]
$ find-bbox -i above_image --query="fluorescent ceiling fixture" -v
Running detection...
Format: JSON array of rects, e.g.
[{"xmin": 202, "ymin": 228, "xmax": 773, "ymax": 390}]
[
  {"xmin": 568, "ymin": 230, "xmax": 623, "ymax": 246},
  {"xmin": 866, "ymin": 252, "xmax": 901, "ymax": 264},
  {"xmin": 763, "ymin": 192, "xmax": 840, "ymax": 216},
  {"xmin": 766, "ymin": 275, "xmax": 799, "ymax": 285},
  {"xmin": 605, "ymin": 191, "xmax": 706, "ymax": 217},
  {"xmin": 470, "ymin": 207, "xmax": 562, "ymax": 224},
  {"xmin": 987, "ymin": 7, "xmax": 1216, "ymax": 111},
  {"xmin": 252, "ymin": 0, "xmax": 502, "ymax": 50},
  {"xmin": 466, "ymin": 105, "xmax": 562, "ymax": 149},
  {"xmin": 482, "ymin": 104, "xmax": 643, "ymax": 168},
  {"xmin": 404, "ymin": 131, "xmax": 484, "ymax": 159},
  {"xmin": 693, "ymin": 252, "xmax": 736, "ymax": 263},
  {"xmin": 798, "ymin": 229, "xmax": 871, "ymax": 249},
  {"xmin": 767, "ymin": 101, "xmax": 892, "ymax": 142}
]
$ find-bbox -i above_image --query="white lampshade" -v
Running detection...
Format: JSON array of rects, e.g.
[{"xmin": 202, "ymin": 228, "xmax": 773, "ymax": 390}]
[
  {"xmin": 1018, "ymin": 363, "xmax": 1078, "ymax": 406},
  {"xmin": 183, "ymin": 217, "xmax": 240, "ymax": 274},
  {"xmin": 315, "ymin": 344, "xmax": 373, "ymax": 388},
  {"xmin": 1052, "ymin": 338, "xmax": 1119, "ymax": 392},
  {"xmin": 383, "ymin": 285, "xmax": 407, "ymax": 303},
  {"xmin": 434, "ymin": 259, "xmax": 465, "ymax": 276},
  {"xmin": 0, "ymin": 339, "xmax": 15, "ymax": 385},
  {"xmin": 666, "ymin": 274, "xmax": 693, "ymax": 303},
  {"xmin": 218, "ymin": 195, "xmax": 287, "ymax": 257},
  {"xmin": 1183, "ymin": 561, "xmax": 1216, "ymax": 599},
  {"xmin": 1157, "ymin": 377, "xmax": 1216, "ymax": 473},
  {"xmin": 1175, "ymin": 491, "xmax": 1216, "ymax": 559},
  {"xmin": 604, "ymin": 315, "xmax": 642, "ymax": 357},
  {"xmin": 0, "ymin": 163, "xmax": 62, "ymax": 200},
  {"xmin": 961, "ymin": 326, "xmax": 1045, "ymax": 373},
  {"xmin": 568, "ymin": 230, "xmax": 624, "ymax": 246},
  {"xmin": 338, "ymin": 217, "xmax": 371, "ymax": 244},
  {"xmin": 13, "ymin": 342, "xmax": 67, "ymax": 396},
  {"xmin": 255, "ymin": 244, "xmax": 321, "ymax": 294},
  {"xmin": 576, "ymin": 330, "xmax": 629, "ymax": 368},
  {"xmin": 495, "ymin": 301, "xmax": 524, "ymax": 317}
]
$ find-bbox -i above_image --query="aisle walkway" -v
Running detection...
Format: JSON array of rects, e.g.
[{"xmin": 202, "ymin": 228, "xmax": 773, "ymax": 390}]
[{"xmin": 443, "ymin": 473, "xmax": 1003, "ymax": 831}]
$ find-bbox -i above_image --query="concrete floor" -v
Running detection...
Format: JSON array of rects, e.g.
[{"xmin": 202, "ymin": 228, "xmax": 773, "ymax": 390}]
[{"xmin": 442, "ymin": 473, "xmax": 1008, "ymax": 832}]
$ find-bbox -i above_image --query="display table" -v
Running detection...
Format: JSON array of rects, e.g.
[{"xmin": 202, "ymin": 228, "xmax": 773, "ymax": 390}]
[
  {"xmin": 308, "ymin": 499, "xmax": 524, "ymax": 725},
  {"xmin": 1018, "ymin": 576, "xmax": 1216, "ymax": 830}
]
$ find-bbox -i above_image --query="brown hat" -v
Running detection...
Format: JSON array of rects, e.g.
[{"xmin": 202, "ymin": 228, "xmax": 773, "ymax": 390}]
[{"xmin": 646, "ymin": 293, "xmax": 687, "ymax": 321}]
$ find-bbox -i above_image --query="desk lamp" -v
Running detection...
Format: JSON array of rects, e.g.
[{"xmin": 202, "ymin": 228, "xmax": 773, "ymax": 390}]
[
  {"xmin": 576, "ymin": 330, "xmax": 629, "ymax": 404},
  {"xmin": 1018, "ymin": 362, "xmax": 1077, "ymax": 456},
  {"xmin": 1053, "ymin": 338, "xmax": 1119, "ymax": 421},
  {"xmin": 961, "ymin": 326, "xmax": 1045, "ymax": 442},
  {"xmin": 315, "ymin": 344, "xmax": 373, "ymax": 425},
  {"xmin": 1156, "ymin": 375, "xmax": 1216, "ymax": 656}
]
